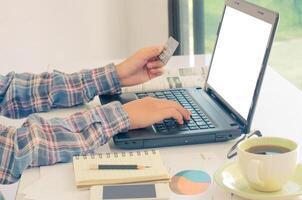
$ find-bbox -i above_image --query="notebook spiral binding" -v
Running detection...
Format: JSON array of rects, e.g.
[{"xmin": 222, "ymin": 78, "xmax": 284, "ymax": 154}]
[{"xmin": 75, "ymin": 149, "xmax": 157, "ymax": 160}]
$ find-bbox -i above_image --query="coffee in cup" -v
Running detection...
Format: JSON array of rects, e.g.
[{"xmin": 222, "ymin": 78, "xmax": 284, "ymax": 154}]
[{"xmin": 237, "ymin": 137, "xmax": 298, "ymax": 192}]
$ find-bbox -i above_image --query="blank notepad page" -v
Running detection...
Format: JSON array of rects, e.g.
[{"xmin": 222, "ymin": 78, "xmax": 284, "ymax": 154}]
[{"xmin": 72, "ymin": 150, "xmax": 170, "ymax": 188}]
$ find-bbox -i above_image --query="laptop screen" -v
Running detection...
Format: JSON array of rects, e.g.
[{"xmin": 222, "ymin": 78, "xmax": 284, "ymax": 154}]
[{"xmin": 207, "ymin": 6, "xmax": 272, "ymax": 120}]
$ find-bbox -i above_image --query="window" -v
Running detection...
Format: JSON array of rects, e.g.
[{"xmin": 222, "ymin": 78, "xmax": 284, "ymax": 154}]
[
  {"xmin": 169, "ymin": 0, "xmax": 302, "ymax": 90},
  {"xmin": 168, "ymin": 0, "xmax": 205, "ymax": 55}
]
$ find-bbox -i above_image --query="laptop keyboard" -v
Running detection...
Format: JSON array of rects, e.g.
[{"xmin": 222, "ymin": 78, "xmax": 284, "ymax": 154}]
[{"xmin": 136, "ymin": 89, "xmax": 215, "ymax": 134}]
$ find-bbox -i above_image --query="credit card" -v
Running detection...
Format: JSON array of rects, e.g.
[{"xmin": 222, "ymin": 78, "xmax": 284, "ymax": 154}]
[{"xmin": 158, "ymin": 36, "xmax": 179, "ymax": 64}]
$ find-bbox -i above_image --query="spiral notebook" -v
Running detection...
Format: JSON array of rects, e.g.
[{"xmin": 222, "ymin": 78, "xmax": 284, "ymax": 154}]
[{"xmin": 72, "ymin": 150, "xmax": 170, "ymax": 189}]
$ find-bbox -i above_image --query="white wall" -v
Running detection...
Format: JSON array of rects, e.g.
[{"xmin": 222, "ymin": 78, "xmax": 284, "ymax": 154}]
[
  {"xmin": 0, "ymin": 1, "xmax": 168, "ymax": 199},
  {"xmin": 0, "ymin": 0, "xmax": 168, "ymax": 74},
  {"xmin": 125, "ymin": 0, "xmax": 169, "ymax": 54}
]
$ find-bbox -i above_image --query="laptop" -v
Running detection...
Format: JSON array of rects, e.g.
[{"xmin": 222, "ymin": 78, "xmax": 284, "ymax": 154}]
[{"xmin": 100, "ymin": 0, "xmax": 279, "ymax": 149}]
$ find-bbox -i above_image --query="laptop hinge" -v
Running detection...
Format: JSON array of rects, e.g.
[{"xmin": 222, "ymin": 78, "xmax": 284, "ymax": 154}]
[{"xmin": 206, "ymin": 88, "xmax": 248, "ymax": 133}]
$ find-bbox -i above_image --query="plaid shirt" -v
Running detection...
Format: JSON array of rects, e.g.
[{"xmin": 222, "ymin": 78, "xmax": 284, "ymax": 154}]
[{"xmin": 0, "ymin": 64, "xmax": 130, "ymax": 184}]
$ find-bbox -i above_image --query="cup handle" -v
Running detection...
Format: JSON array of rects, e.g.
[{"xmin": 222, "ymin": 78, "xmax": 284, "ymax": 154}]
[{"xmin": 247, "ymin": 160, "xmax": 264, "ymax": 186}]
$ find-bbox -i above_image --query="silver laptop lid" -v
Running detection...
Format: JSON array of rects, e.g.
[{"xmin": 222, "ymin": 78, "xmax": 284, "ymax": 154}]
[{"xmin": 205, "ymin": 0, "xmax": 279, "ymax": 132}]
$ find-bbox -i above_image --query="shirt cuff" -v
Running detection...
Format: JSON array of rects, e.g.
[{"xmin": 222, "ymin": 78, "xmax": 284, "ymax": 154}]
[
  {"xmin": 90, "ymin": 63, "xmax": 122, "ymax": 95},
  {"xmin": 93, "ymin": 101, "xmax": 130, "ymax": 138}
]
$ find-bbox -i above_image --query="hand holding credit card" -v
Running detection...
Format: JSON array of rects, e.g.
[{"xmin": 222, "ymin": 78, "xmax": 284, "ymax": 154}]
[
  {"xmin": 158, "ymin": 36, "xmax": 179, "ymax": 64},
  {"xmin": 115, "ymin": 37, "xmax": 179, "ymax": 86}
]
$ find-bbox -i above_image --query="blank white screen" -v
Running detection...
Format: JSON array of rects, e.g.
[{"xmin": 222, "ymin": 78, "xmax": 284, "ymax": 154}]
[{"xmin": 207, "ymin": 6, "xmax": 272, "ymax": 120}]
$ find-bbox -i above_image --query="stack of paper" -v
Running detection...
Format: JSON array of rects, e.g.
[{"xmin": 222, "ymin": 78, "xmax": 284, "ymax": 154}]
[{"xmin": 20, "ymin": 164, "xmax": 89, "ymax": 200}]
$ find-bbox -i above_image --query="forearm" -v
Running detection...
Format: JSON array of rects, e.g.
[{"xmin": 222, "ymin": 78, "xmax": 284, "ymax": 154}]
[
  {"xmin": 0, "ymin": 101, "xmax": 130, "ymax": 184},
  {"xmin": 0, "ymin": 63, "xmax": 122, "ymax": 119}
]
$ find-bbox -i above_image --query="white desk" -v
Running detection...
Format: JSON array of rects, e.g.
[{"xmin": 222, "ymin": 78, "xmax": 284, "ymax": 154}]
[{"xmin": 1, "ymin": 55, "xmax": 301, "ymax": 200}]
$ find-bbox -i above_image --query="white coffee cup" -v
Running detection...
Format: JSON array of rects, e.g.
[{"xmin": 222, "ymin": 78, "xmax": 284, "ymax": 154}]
[{"xmin": 237, "ymin": 137, "xmax": 299, "ymax": 192}]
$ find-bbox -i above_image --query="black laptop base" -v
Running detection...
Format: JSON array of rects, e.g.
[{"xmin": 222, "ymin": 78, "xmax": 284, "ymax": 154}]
[
  {"xmin": 100, "ymin": 88, "xmax": 243, "ymax": 149},
  {"xmin": 113, "ymin": 129, "xmax": 242, "ymax": 149}
]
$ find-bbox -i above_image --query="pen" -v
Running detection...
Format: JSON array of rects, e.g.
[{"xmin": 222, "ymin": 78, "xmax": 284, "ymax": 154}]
[{"xmin": 89, "ymin": 164, "xmax": 151, "ymax": 170}]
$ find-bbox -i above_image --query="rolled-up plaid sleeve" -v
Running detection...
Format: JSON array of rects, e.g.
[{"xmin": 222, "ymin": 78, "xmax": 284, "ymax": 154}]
[
  {"xmin": 0, "ymin": 101, "xmax": 130, "ymax": 184},
  {"xmin": 0, "ymin": 63, "xmax": 121, "ymax": 119}
]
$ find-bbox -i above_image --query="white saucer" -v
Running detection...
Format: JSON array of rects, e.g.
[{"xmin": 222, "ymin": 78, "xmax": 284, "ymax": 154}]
[{"xmin": 214, "ymin": 161, "xmax": 302, "ymax": 200}]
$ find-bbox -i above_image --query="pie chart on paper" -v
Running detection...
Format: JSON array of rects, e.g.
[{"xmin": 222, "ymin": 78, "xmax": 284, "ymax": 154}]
[{"xmin": 169, "ymin": 170, "xmax": 211, "ymax": 195}]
